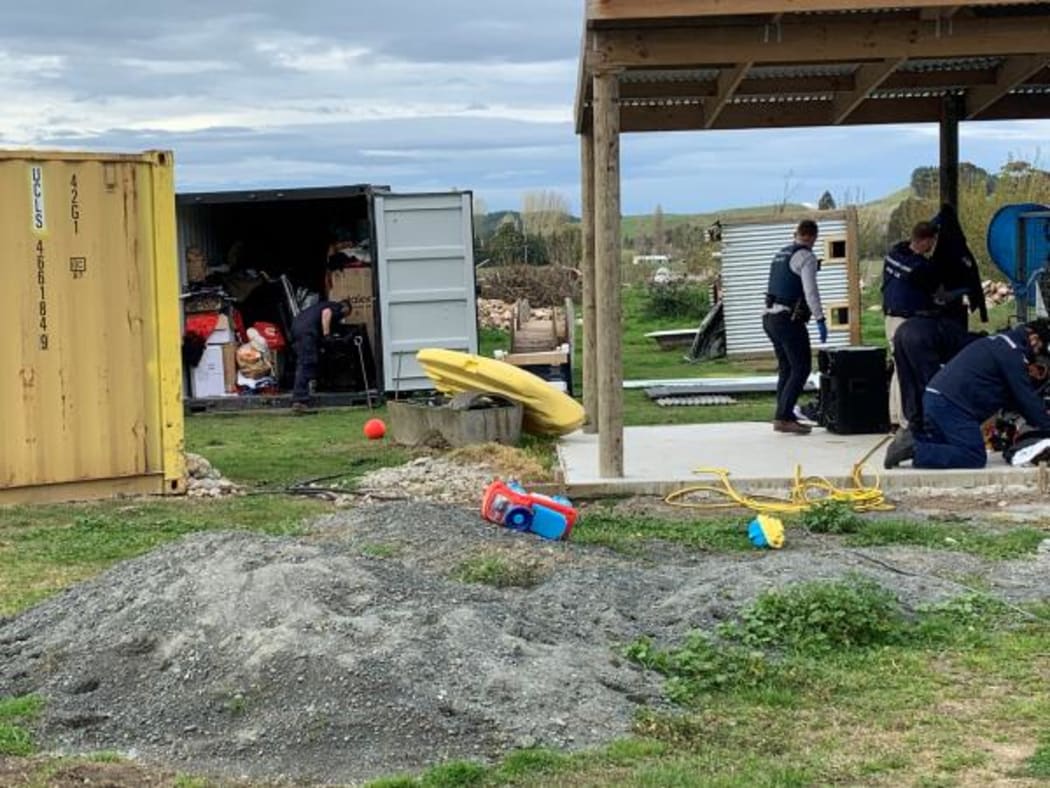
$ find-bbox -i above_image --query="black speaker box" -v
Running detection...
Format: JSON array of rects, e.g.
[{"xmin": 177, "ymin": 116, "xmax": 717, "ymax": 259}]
[
  {"xmin": 317, "ymin": 323, "xmax": 376, "ymax": 392},
  {"xmin": 818, "ymin": 346, "xmax": 889, "ymax": 434}
]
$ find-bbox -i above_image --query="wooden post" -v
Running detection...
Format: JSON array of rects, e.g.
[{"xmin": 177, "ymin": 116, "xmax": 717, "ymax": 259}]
[
  {"xmin": 939, "ymin": 94, "xmax": 962, "ymax": 210},
  {"xmin": 846, "ymin": 206, "xmax": 862, "ymax": 345},
  {"xmin": 580, "ymin": 129, "xmax": 599, "ymax": 434},
  {"xmin": 593, "ymin": 71, "xmax": 624, "ymax": 477}
]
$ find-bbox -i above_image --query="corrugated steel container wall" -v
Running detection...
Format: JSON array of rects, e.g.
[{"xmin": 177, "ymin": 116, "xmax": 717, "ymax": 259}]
[
  {"xmin": 0, "ymin": 149, "xmax": 185, "ymax": 504},
  {"xmin": 721, "ymin": 219, "xmax": 852, "ymax": 357}
]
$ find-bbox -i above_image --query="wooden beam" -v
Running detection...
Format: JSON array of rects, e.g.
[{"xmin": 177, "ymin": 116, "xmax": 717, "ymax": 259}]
[
  {"xmin": 705, "ymin": 62, "xmax": 753, "ymax": 128},
  {"xmin": 618, "ymin": 92, "xmax": 1050, "ymax": 132},
  {"xmin": 579, "ymin": 130, "xmax": 599, "ymax": 435},
  {"xmin": 831, "ymin": 58, "xmax": 904, "ymax": 124},
  {"xmin": 966, "ymin": 54, "xmax": 1050, "ymax": 119},
  {"xmin": 593, "ymin": 14, "xmax": 1050, "ymax": 68},
  {"xmin": 592, "ymin": 71, "xmax": 624, "ymax": 477},
  {"xmin": 587, "ymin": 0, "xmax": 1009, "ymax": 22}
]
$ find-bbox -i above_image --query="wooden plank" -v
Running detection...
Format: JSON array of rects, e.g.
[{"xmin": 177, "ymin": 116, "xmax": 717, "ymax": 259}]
[
  {"xmin": 587, "ymin": 0, "xmax": 1024, "ymax": 22},
  {"xmin": 831, "ymin": 58, "xmax": 905, "ymax": 124},
  {"xmin": 846, "ymin": 206, "xmax": 862, "ymax": 345},
  {"xmin": 503, "ymin": 351, "xmax": 570, "ymax": 365},
  {"xmin": 966, "ymin": 54, "xmax": 1050, "ymax": 118},
  {"xmin": 593, "ymin": 71, "xmax": 624, "ymax": 477},
  {"xmin": 704, "ymin": 62, "xmax": 753, "ymax": 128},
  {"xmin": 593, "ymin": 14, "xmax": 1050, "ymax": 68}
]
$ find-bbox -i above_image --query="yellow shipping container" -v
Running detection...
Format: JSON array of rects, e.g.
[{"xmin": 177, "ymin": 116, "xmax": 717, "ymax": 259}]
[{"xmin": 0, "ymin": 149, "xmax": 186, "ymax": 504}]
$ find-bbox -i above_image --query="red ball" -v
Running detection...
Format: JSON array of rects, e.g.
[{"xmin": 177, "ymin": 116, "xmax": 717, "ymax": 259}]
[{"xmin": 363, "ymin": 418, "xmax": 386, "ymax": 440}]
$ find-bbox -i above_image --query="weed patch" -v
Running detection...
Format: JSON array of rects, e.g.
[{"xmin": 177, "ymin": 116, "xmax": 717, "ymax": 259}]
[
  {"xmin": 727, "ymin": 575, "xmax": 903, "ymax": 655},
  {"xmin": 624, "ymin": 578, "xmax": 1040, "ymax": 711},
  {"xmin": 452, "ymin": 553, "xmax": 544, "ymax": 589},
  {"xmin": 1027, "ymin": 738, "xmax": 1050, "ymax": 778},
  {"xmin": 0, "ymin": 695, "xmax": 43, "ymax": 756},
  {"xmin": 798, "ymin": 499, "xmax": 864, "ymax": 534}
]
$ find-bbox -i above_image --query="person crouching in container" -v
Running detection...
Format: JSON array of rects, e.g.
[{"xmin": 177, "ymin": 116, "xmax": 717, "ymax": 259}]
[{"xmin": 762, "ymin": 219, "xmax": 825, "ymax": 435}]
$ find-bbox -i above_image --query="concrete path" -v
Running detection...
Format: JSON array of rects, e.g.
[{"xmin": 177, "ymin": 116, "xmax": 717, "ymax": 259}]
[{"xmin": 557, "ymin": 422, "xmax": 1037, "ymax": 497}]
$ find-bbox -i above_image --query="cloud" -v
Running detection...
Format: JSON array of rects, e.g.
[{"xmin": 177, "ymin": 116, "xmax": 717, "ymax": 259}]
[{"xmin": 2, "ymin": 4, "xmax": 1049, "ymax": 214}]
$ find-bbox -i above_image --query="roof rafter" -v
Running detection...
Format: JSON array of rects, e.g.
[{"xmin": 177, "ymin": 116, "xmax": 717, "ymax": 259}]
[
  {"xmin": 831, "ymin": 58, "xmax": 906, "ymax": 124},
  {"xmin": 704, "ymin": 62, "xmax": 753, "ymax": 128},
  {"xmin": 966, "ymin": 54, "xmax": 1050, "ymax": 118}
]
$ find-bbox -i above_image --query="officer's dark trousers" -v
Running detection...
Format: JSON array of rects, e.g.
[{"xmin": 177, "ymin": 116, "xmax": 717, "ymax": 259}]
[
  {"xmin": 762, "ymin": 311, "xmax": 811, "ymax": 422},
  {"xmin": 292, "ymin": 334, "xmax": 320, "ymax": 403},
  {"xmin": 913, "ymin": 391, "xmax": 987, "ymax": 469},
  {"xmin": 893, "ymin": 318, "xmax": 971, "ymax": 431}
]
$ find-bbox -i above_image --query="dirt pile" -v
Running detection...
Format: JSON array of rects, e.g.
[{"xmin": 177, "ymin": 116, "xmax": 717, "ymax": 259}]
[{"xmin": 2, "ymin": 502, "xmax": 1047, "ymax": 786}]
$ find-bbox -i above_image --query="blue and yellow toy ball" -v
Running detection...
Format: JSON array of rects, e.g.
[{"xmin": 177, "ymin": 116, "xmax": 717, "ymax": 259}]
[{"xmin": 748, "ymin": 514, "xmax": 785, "ymax": 550}]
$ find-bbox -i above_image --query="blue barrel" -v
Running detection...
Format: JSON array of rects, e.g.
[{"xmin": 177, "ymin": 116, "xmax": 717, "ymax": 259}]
[{"xmin": 987, "ymin": 203, "xmax": 1050, "ymax": 289}]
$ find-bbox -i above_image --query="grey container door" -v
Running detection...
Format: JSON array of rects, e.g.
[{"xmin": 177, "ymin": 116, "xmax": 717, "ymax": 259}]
[{"xmin": 374, "ymin": 192, "xmax": 478, "ymax": 392}]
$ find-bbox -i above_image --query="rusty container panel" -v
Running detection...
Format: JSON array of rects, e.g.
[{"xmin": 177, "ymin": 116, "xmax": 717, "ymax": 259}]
[{"xmin": 0, "ymin": 149, "xmax": 185, "ymax": 503}]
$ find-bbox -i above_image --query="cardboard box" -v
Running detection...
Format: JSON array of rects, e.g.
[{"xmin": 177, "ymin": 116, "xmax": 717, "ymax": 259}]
[
  {"xmin": 222, "ymin": 342, "xmax": 237, "ymax": 393},
  {"xmin": 191, "ymin": 344, "xmax": 230, "ymax": 398},
  {"xmin": 328, "ymin": 267, "xmax": 376, "ymax": 354}
]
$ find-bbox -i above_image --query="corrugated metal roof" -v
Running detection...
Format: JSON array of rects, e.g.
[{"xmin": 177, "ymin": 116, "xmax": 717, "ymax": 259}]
[{"xmin": 721, "ymin": 219, "xmax": 852, "ymax": 357}]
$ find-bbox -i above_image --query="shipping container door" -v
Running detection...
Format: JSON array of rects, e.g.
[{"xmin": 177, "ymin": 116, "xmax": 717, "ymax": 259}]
[
  {"xmin": 0, "ymin": 157, "xmax": 165, "ymax": 489},
  {"xmin": 374, "ymin": 192, "xmax": 478, "ymax": 391}
]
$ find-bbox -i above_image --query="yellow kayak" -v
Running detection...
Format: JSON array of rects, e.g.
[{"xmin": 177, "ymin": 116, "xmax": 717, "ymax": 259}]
[{"xmin": 416, "ymin": 348, "xmax": 586, "ymax": 436}]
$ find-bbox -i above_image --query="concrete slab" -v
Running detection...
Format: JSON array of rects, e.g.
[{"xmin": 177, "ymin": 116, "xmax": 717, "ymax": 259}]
[{"xmin": 557, "ymin": 422, "xmax": 1038, "ymax": 497}]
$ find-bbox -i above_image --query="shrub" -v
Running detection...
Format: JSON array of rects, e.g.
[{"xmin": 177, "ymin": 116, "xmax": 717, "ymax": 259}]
[
  {"xmin": 730, "ymin": 576, "xmax": 903, "ymax": 655},
  {"xmin": 643, "ymin": 279, "xmax": 710, "ymax": 320}
]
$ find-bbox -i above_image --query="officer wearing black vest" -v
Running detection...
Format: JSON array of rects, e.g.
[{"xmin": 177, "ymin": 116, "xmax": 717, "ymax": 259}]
[
  {"xmin": 762, "ymin": 219, "xmax": 825, "ymax": 435},
  {"xmin": 883, "ymin": 221, "xmax": 940, "ymax": 427}
]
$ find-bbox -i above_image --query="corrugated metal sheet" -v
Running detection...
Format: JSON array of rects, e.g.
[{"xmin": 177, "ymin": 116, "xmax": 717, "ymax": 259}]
[
  {"xmin": 374, "ymin": 192, "xmax": 479, "ymax": 392},
  {"xmin": 0, "ymin": 149, "xmax": 185, "ymax": 503},
  {"xmin": 721, "ymin": 218, "xmax": 852, "ymax": 357}
]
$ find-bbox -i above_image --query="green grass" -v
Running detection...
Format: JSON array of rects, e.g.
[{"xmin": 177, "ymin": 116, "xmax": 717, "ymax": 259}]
[
  {"xmin": 845, "ymin": 519, "xmax": 1047, "ymax": 559},
  {"xmin": 0, "ymin": 695, "xmax": 43, "ymax": 756},
  {"xmin": 1027, "ymin": 738, "xmax": 1050, "ymax": 778},
  {"xmin": 185, "ymin": 407, "xmax": 409, "ymax": 488},
  {"xmin": 573, "ymin": 509, "xmax": 752, "ymax": 554}
]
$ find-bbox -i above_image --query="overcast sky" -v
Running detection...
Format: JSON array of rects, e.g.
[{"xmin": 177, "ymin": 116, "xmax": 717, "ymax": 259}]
[{"xmin": 2, "ymin": 1, "xmax": 1047, "ymax": 215}]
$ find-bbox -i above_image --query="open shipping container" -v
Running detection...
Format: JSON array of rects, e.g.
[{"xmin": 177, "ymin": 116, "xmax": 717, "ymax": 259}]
[
  {"xmin": 0, "ymin": 149, "xmax": 185, "ymax": 504},
  {"xmin": 176, "ymin": 186, "xmax": 478, "ymax": 410}
]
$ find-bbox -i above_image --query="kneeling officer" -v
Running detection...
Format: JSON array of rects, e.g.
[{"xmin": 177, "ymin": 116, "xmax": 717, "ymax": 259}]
[{"xmin": 885, "ymin": 320, "xmax": 1050, "ymax": 469}]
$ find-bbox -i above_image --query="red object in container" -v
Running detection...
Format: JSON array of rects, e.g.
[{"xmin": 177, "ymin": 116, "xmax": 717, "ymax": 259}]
[{"xmin": 252, "ymin": 321, "xmax": 287, "ymax": 351}]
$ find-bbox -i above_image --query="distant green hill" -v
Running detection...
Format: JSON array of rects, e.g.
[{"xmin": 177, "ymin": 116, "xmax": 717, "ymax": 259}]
[
  {"xmin": 478, "ymin": 190, "xmax": 913, "ymax": 249},
  {"xmin": 621, "ymin": 202, "xmax": 811, "ymax": 243}
]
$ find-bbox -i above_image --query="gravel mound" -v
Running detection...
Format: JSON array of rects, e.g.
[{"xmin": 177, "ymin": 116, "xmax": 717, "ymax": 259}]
[{"xmin": 2, "ymin": 501, "xmax": 1047, "ymax": 786}]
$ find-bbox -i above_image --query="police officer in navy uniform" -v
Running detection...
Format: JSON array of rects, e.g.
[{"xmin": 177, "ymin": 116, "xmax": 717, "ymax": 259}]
[
  {"xmin": 290, "ymin": 298, "xmax": 352, "ymax": 412},
  {"xmin": 883, "ymin": 221, "xmax": 941, "ymax": 428},
  {"xmin": 885, "ymin": 320, "xmax": 1050, "ymax": 469},
  {"xmin": 762, "ymin": 219, "xmax": 825, "ymax": 435}
]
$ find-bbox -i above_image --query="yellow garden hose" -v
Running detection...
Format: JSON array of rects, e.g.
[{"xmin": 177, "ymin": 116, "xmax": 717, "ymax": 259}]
[{"xmin": 664, "ymin": 434, "xmax": 895, "ymax": 514}]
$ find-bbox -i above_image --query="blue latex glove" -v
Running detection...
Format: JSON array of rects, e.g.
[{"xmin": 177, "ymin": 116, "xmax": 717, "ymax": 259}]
[{"xmin": 817, "ymin": 319, "xmax": 828, "ymax": 344}]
